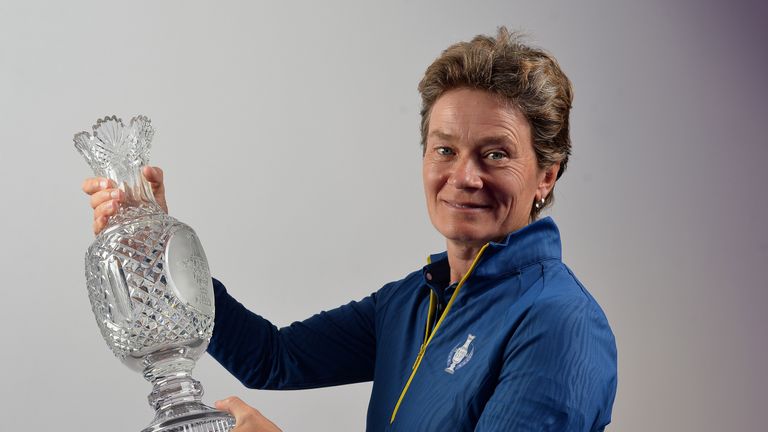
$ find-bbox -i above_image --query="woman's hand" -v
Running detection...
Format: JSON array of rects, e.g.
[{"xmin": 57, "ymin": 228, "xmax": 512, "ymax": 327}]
[
  {"xmin": 215, "ymin": 397, "xmax": 282, "ymax": 432},
  {"xmin": 141, "ymin": 166, "xmax": 168, "ymax": 213},
  {"xmin": 81, "ymin": 166, "xmax": 168, "ymax": 236}
]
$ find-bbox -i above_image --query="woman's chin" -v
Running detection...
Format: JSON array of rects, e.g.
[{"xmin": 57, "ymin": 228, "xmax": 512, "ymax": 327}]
[{"xmin": 438, "ymin": 226, "xmax": 499, "ymax": 247}]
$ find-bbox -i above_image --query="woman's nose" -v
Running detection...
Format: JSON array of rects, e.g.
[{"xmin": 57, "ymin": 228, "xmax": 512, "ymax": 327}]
[{"xmin": 448, "ymin": 156, "xmax": 483, "ymax": 189}]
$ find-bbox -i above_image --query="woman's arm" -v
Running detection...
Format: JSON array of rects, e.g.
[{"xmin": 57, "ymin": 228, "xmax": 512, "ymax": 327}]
[
  {"xmin": 208, "ymin": 278, "xmax": 377, "ymax": 390},
  {"xmin": 475, "ymin": 295, "xmax": 617, "ymax": 431}
]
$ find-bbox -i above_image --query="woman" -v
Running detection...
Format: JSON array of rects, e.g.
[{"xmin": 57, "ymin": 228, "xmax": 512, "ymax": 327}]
[{"xmin": 83, "ymin": 28, "xmax": 617, "ymax": 431}]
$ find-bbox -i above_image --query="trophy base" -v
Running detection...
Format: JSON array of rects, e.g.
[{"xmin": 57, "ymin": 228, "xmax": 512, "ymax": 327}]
[{"xmin": 141, "ymin": 402, "xmax": 235, "ymax": 432}]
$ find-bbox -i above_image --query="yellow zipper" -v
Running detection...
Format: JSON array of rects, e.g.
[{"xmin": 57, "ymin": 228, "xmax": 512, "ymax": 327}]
[
  {"xmin": 412, "ymin": 343, "xmax": 426, "ymax": 370},
  {"xmin": 389, "ymin": 243, "xmax": 489, "ymax": 424}
]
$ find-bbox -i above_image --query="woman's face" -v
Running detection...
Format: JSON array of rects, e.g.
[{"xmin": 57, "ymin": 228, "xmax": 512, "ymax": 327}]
[{"xmin": 423, "ymin": 88, "xmax": 557, "ymax": 246}]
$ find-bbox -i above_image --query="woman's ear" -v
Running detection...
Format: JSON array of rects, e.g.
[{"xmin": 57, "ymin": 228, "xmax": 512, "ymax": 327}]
[{"xmin": 537, "ymin": 162, "xmax": 560, "ymax": 200}]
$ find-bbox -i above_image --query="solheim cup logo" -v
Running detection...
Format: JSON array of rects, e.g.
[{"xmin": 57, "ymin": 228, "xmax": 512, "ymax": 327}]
[
  {"xmin": 75, "ymin": 115, "xmax": 234, "ymax": 432},
  {"xmin": 445, "ymin": 334, "xmax": 476, "ymax": 374}
]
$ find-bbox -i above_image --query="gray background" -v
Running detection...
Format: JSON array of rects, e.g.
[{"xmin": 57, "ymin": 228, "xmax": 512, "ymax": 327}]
[{"xmin": 1, "ymin": 0, "xmax": 766, "ymax": 430}]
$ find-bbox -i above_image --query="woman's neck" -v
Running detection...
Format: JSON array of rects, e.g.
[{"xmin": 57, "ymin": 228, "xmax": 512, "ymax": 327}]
[{"xmin": 445, "ymin": 240, "xmax": 487, "ymax": 284}]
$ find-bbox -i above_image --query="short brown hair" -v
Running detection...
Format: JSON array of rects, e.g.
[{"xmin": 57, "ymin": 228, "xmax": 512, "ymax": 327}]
[{"xmin": 418, "ymin": 27, "xmax": 573, "ymax": 219}]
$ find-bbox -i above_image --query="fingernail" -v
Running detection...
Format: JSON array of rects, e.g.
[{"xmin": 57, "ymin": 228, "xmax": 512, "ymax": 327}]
[
  {"xmin": 100, "ymin": 180, "xmax": 108, "ymax": 189},
  {"xmin": 110, "ymin": 190, "xmax": 119, "ymax": 199}
]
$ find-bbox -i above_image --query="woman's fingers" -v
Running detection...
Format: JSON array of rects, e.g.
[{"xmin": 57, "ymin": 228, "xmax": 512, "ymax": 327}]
[
  {"xmin": 89, "ymin": 188, "xmax": 122, "ymax": 210},
  {"xmin": 143, "ymin": 166, "xmax": 163, "ymax": 184},
  {"xmin": 215, "ymin": 397, "xmax": 282, "ymax": 432},
  {"xmin": 83, "ymin": 177, "xmax": 119, "ymax": 236},
  {"xmin": 94, "ymin": 199, "xmax": 119, "ymax": 220},
  {"xmin": 93, "ymin": 216, "xmax": 108, "ymax": 236},
  {"xmin": 81, "ymin": 177, "xmax": 113, "ymax": 195},
  {"xmin": 142, "ymin": 166, "xmax": 168, "ymax": 213},
  {"xmin": 83, "ymin": 177, "xmax": 120, "ymax": 211}
]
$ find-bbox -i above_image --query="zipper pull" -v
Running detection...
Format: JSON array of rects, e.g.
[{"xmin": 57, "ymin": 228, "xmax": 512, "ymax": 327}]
[{"xmin": 412, "ymin": 344, "xmax": 426, "ymax": 370}]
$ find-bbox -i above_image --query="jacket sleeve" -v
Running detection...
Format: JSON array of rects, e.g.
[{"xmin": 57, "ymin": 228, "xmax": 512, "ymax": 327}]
[
  {"xmin": 206, "ymin": 277, "xmax": 377, "ymax": 390},
  {"xmin": 475, "ymin": 295, "xmax": 617, "ymax": 432}
]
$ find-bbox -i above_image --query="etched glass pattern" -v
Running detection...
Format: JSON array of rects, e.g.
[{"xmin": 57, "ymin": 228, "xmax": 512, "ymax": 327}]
[{"xmin": 75, "ymin": 115, "xmax": 234, "ymax": 432}]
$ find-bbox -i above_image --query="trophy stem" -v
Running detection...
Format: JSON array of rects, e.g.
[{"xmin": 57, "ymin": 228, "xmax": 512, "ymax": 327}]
[
  {"xmin": 145, "ymin": 358, "xmax": 203, "ymax": 411},
  {"xmin": 141, "ymin": 353, "xmax": 234, "ymax": 432},
  {"xmin": 147, "ymin": 362, "xmax": 203, "ymax": 411}
]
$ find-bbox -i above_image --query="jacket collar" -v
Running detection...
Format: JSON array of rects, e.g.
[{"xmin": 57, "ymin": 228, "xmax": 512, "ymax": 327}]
[{"xmin": 422, "ymin": 217, "xmax": 562, "ymax": 289}]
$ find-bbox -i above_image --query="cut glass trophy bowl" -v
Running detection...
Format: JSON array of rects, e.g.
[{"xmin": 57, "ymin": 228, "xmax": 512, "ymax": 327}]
[{"xmin": 74, "ymin": 115, "xmax": 235, "ymax": 432}]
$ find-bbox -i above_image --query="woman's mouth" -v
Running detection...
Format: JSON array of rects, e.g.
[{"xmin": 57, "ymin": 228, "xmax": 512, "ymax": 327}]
[{"xmin": 443, "ymin": 200, "xmax": 492, "ymax": 211}]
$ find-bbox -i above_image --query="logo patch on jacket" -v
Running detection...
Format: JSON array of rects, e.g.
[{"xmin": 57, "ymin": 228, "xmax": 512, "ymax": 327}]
[{"xmin": 445, "ymin": 334, "xmax": 475, "ymax": 374}]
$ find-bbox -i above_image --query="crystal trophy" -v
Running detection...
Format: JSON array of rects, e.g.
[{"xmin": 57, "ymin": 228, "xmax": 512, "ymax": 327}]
[{"xmin": 74, "ymin": 115, "xmax": 235, "ymax": 432}]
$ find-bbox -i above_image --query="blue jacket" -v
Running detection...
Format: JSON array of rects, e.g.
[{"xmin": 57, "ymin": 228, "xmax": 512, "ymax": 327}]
[{"xmin": 207, "ymin": 217, "xmax": 617, "ymax": 431}]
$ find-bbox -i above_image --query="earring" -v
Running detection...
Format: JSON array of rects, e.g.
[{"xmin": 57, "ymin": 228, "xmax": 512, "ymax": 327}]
[{"xmin": 534, "ymin": 197, "xmax": 545, "ymax": 209}]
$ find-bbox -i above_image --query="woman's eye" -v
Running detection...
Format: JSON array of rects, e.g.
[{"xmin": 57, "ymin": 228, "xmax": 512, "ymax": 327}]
[
  {"xmin": 485, "ymin": 151, "xmax": 507, "ymax": 160},
  {"xmin": 436, "ymin": 147, "xmax": 454, "ymax": 156}
]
